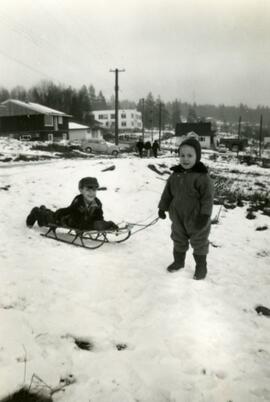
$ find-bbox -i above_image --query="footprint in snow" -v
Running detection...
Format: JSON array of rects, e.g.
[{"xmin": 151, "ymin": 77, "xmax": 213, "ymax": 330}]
[
  {"xmin": 116, "ymin": 343, "xmax": 127, "ymax": 351},
  {"xmin": 75, "ymin": 338, "xmax": 94, "ymax": 351}
]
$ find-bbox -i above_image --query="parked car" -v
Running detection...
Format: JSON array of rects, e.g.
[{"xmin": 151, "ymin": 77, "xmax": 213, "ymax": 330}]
[
  {"xmin": 81, "ymin": 138, "xmax": 122, "ymax": 156},
  {"xmin": 217, "ymin": 144, "xmax": 227, "ymax": 153},
  {"xmin": 20, "ymin": 134, "xmax": 32, "ymax": 141}
]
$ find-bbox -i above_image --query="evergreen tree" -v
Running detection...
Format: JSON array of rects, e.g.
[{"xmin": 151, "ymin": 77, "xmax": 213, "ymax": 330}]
[
  {"xmin": 107, "ymin": 95, "xmax": 115, "ymax": 109},
  {"xmin": 95, "ymin": 90, "xmax": 107, "ymax": 110},
  {"xmin": 171, "ymin": 99, "xmax": 182, "ymax": 127},
  {"xmin": 0, "ymin": 87, "xmax": 10, "ymax": 102},
  {"xmin": 10, "ymin": 86, "xmax": 27, "ymax": 101},
  {"xmin": 120, "ymin": 99, "xmax": 136, "ymax": 109},
  {"xmin": 187, "ymin": 107, "xmax": 198, "ymax": 122},
  {"xmin": 78, "ymin": 85, "xmax": 91, "ymax": 120},
  {"xmin": 88, "ymin": 84, "xmax": 96, "ymax": 103},
  {"xmin": 144, "ymin": 92, "xmax": 156, "ymax": 129}
]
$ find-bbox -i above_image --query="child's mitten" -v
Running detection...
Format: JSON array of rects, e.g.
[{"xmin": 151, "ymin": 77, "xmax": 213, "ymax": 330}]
[
  {"xmin": 195, "ymin": 214, "xmax": 209, "ymax": 230},
  {"xmin": 158, "ymin": 209, "xmax": 166, "ymax": 219}
]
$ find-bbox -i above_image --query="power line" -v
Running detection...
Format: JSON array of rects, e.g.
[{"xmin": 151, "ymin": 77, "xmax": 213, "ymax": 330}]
[
  {"xmin": 0, "ymin": 12, "xmax": 75, "ymax": 69},
  {"xmin": 52, "ymin": 0, "xmax": 115, "ymax": 72},
  {"xmin": 0, "ymin": 48, "xmax": 52, "ymax": 80}
]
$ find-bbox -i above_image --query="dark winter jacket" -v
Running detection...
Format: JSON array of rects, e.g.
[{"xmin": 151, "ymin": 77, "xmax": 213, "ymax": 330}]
[
  {"xmin": 158, "ymin": 162, "xmax": 214, "ymax": 219},
  {"xmin": 136, "ymin": 140, "xmax": 144, "ymax": 151},
  {"xmin": 144, "ymin": 141, "xmax": 152, "ymax": 150},
  {"xmin": 152, "ymin": 141, "xmax": 160, "ymax": 151},
  {"xmin": 55, "ymin": 194, "xmax": 104, "ymax": 230}
]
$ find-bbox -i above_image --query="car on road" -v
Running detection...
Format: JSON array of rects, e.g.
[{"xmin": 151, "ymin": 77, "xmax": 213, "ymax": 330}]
[
  {"xmin": 80, "ymin": 139, "xmax": 122, "ymax": 156},
  {"xmin": 217, "ymin": 144, "xmax": 228, "ymax": 153}
]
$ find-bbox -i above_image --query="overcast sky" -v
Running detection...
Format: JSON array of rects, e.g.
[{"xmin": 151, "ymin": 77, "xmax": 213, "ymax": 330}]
[{"xmin": 0, "ymin": 0, "xmax": 269, "ymax": 107}]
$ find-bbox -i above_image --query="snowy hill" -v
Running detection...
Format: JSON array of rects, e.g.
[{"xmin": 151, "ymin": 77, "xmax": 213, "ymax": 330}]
[{"xmin": 0, "ymin": 156, "xmax": 270, "ymax": 402}]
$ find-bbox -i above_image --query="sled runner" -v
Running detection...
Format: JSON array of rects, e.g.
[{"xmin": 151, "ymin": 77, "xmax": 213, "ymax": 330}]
[
  {"xmin": 41, "ymin": 223, "xmax": 132, "ymax": 249},
  {"xmin": 40, "ymin": 217, "xmax": 159, "ymax": 249}
]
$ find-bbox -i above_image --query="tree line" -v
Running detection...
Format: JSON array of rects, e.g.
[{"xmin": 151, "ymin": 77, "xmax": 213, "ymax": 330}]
[{"xmin": 0, "ymin": 81, "xmax": 270, "ymax": 130}]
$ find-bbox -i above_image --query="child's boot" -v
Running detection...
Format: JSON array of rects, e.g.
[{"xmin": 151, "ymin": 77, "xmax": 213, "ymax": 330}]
[
  {"xmin": 167, "ymin": 250, "xmax": 186, "ymax": 273},
  {"xmin": 37, "ymin": 205, "xmax": 55, "ymax": 226},
  {"xmin": 193, "ymin": 254, "xmax": 207, "ymax": 280},
  {"xmin": 26, "ymin": 207, "xmax": 40, "ymax": 227}
]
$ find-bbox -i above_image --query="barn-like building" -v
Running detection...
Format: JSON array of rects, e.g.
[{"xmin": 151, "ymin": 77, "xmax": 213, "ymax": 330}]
[{"xmin": 175, "ymin": 122, "xmax": 216, "ymax": 149}]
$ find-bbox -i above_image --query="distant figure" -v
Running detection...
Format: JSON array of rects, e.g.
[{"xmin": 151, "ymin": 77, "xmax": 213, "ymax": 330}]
[
  {"xmin": 144, "ymin": 141, "xmax": 152, "ymax": 158},
  {"xmin": 152, "ymin": 140, "xmax": 160, "ymax": 158},
  {"xmin": 136, "ymin": 138, "xmax": 144, "ymax": 158}
]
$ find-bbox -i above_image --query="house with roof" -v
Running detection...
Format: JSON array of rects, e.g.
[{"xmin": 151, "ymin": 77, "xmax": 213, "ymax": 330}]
[
  {"xmin": 0, "ymin": 99, "xmax": 71, "ymax": 141},
  {"xmin": 175, "ymin": 122, "xmax": 216, "ymax": 149}
]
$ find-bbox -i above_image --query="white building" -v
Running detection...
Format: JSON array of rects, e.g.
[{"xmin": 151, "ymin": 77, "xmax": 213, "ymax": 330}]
[
  {"xmin": 91, "ymin": 109, "xmax": 142, "ymax": 131},
  {"xmin": 68, "ymin": 122, "xmax": 103, "ymax": 143}
]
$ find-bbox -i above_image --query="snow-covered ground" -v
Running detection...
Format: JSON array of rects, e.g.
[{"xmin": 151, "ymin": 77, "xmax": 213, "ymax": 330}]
[{"xmin": 0, "ymin": 155, "xmax": 270, "ymax": 402}]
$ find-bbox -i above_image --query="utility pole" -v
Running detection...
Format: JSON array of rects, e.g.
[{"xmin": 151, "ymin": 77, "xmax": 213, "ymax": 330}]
[
  {"xmin": 110, "ymin": 68, "xmax": 125, "ymax": 145},
  {"xmin": 150, "ymin": 110, "xmax": 153, "ymax": 142},
  {"xmin": 259, "ymin": 114, "xmax": 263, "ymax": 158},
  {"xmin": 237, "ymin": 116, "xmax": 242, "ymax": 157},
  {"xmin": 141, "ymin": 98, "xmax": 145, "ymax": 142},
  {"xmin": 238, "ymin": 116, "xmax": 242, "ymax": 139},
  {"xmin": 158, "ymin": 102, "xmax": 162, "ymax": 147}
]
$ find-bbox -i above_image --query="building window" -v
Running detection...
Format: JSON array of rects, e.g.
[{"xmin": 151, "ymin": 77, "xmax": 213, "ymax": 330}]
[
  {"xmin": 121, "ymin": 113, "xmax": 126, "ymax": 118},
  {"xmin": 98, "ymin": 114, "xmax": 108, "ymax": 120},
  {"xmin": 110, "ymin": 114, "xmax": 115, "ymax": 119},
  {"xmin": 131, "ymin": 122, "xmax": 134, "ymax": 126},
  {"xmin": 121, "ymin": 122, "xmax": 127, "ymax": 127},
  {"xmin": 199, "ymin": 136, "xmax": 206, "ymax": 142},
  {"xmin": 131, "ymin": 113, "xmax": 134, "ymax": 118},
  {"xmin": 58, "ymin": 116, "xmax": 63, "ymax": 125},
  {"xmin": 44, "ymin": 115, "xmax": 53, "ymax": 126}
]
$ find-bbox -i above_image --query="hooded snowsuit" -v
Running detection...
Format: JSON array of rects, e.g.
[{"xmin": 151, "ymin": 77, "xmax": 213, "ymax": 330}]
[{"xmin": 158, "ymin": 161, "xmax": 214, "ymax": 255}]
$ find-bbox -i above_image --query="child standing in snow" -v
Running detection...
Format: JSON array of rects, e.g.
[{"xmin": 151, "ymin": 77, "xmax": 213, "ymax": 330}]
[
  {"xmin": 26, "ymin": 177, "xmax": 118, "ymax": 231},
  {"xmin": 158, "ymin": 138, "xmax": 214, "ymax": 280}
]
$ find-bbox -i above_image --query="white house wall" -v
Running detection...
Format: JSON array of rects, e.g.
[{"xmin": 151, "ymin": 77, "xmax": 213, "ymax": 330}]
[
  {"xmin": 91, "ymin": 110, "xmax": 142, "ymax": 130},
  {"xmin": 69, "ymin": 129, "xmax": 103, "ymax": 142}
]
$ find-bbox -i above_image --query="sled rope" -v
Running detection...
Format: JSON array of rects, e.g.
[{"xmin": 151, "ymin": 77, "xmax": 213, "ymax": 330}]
[
  {"xmin": 211, "ymin": 205, "xmax": 223, "ymax": 224},
  {"xmin": 128, "ymin": 217, "xmax": 159, "ymax": 236},
  {"xmin": 126, "ymin": 212, "xmax": 157, "ymax": 226}
]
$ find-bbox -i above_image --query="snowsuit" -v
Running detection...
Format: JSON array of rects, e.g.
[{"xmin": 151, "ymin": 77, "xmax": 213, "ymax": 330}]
[
  {"xmin": 152, "ymin": 141, "xmax": 160, "ymax": 158},
  {"xmin": 136, "ymin": 140, "xmax": 144, "ymax": 157},
  {"xmin": 144, "ymin": 141, "xmax": 152, "ymax": 157},
  {"xmin": 158, "ymin": 162, "xmax": 214, "ymax": 255}
]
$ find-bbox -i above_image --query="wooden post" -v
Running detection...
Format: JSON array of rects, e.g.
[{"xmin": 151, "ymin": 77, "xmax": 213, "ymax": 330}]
[
  {"xmin": 259, "ymin": 114, "xmax": 263, "ymax": 158},
  {"xmin": 110, "ymin": 68, "xmax": 125, "ymax": 145}
]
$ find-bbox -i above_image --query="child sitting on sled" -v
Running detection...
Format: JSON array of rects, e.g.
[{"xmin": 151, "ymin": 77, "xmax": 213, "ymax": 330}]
[
  {"xmin": 158, "ymin": 137, "xmax": 214, "ymax": 280},
  {"xmin": 26, "ymin": 177, "xmax": 118, "ymax": 231}
]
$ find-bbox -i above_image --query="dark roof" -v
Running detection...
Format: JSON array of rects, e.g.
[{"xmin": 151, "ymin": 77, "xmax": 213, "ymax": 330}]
[
  {"xmin": 0, "ymin": 99, "xmax": 71, "ymax": 117},
  {"xmin": 175, "ymin": 122, "xmax": 215, "ymax": 137}
]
